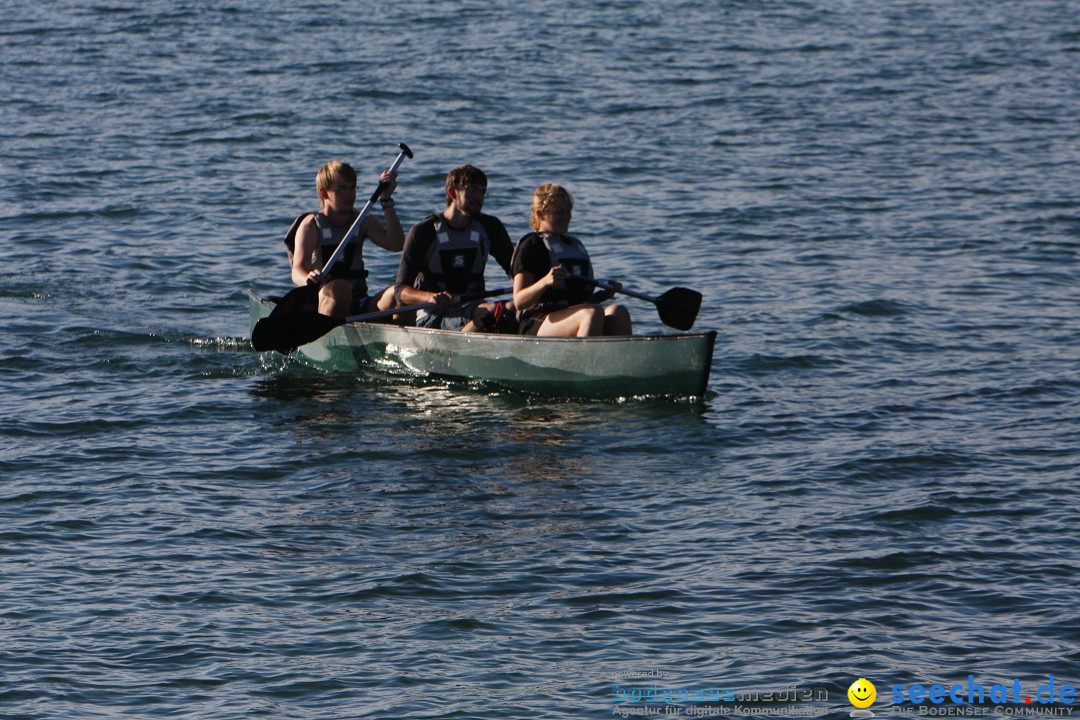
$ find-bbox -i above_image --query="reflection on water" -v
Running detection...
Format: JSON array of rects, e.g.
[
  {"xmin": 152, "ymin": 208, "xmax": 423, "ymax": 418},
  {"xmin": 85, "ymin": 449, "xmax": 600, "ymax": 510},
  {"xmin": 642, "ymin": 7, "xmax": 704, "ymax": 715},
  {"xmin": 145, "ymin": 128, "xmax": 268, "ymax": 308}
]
[
  {"xmin": 249, "ymin": 367, "xmax": 717, "ymax": 488},
  {"xmin": 6, "ymin": 0, "xmax": 1080, "ymax": 715},
  {"xmin": 252, "ymin": 367, "xmax": 711, "ymax": 429}
]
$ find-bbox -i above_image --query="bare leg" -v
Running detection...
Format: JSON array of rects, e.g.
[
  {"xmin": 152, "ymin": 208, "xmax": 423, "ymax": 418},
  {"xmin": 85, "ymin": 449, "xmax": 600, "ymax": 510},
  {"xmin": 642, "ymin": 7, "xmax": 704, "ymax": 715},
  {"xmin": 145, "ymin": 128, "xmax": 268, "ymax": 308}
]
[
  {"xmin": 461, "ymin": 301, "xmax": 502, "ymax": 333},
  {"xmin": 374, "ymin": 286, "xmax": 396, "ymax": 311},
  {"xmin": 602, "ymin": 303, "xmax": 632, "ymax": 335},
  {"xmin": 372, "ymin": 286, "xmax": 417, "ymax": 325},
  {"xmin": 318, "ymin": 279, "xmax": 352, "ymax": 318},
  {"xmin": 537, "ymin": 305, "xmax": 604, "ymax": 337}
]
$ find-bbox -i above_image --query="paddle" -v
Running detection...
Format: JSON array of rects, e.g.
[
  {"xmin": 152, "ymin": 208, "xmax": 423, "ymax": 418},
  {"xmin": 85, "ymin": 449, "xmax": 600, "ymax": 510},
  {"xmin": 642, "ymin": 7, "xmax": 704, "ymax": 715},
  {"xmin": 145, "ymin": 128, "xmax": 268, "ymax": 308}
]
[
  {"xmin": 582, "ymin": 278, "xmax": 702, "ymax": 331},
  {"xmin": 251, "ymin": 143, "xmax": 413, "ymax": 350},
  {"xmin": 252, "ymin": 287, "xmax": 513, "ymax": 353}
]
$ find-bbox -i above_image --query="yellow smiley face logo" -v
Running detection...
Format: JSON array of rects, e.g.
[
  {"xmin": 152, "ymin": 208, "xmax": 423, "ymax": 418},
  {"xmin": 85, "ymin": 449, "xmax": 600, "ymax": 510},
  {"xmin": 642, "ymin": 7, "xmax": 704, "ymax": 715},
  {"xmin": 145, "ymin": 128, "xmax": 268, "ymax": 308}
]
[{"xmin": 848, "ymin": 678, "xmax": 877, "ymax": 709}]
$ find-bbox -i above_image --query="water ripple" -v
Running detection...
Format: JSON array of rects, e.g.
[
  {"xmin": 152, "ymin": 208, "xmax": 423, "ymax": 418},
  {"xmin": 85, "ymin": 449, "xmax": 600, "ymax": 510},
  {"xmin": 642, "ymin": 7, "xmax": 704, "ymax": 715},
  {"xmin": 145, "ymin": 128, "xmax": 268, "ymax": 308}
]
[{"xmin": 2, "ymin": 0, "xmax": 1079, "ymax": 718}]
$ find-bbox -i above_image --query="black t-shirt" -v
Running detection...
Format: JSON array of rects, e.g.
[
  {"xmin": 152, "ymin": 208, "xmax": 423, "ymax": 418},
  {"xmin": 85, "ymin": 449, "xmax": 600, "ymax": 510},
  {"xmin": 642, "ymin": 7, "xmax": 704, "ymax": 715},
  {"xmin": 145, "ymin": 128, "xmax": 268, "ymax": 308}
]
[
  {"xmin": 396, "ymin": 212, "xmax": 514, "ymax": 293},
  {"xmin": 510, "ymin": 233, "xmax": 594, "ymax": 309}
]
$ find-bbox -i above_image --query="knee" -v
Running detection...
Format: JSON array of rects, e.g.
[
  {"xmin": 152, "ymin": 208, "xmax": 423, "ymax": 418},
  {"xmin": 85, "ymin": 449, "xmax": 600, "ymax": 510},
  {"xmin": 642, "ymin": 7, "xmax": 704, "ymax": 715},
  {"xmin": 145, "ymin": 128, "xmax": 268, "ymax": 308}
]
[
  {"xmin": 604, "ymin": 303, "xmax": 632, "ymax": 335},
  {"xmin": 583, "ymin": 305, "xmax": 604, "ymax": 330},
  {"xmin": 319, "ymin": 280, "xmax": 352, "ymax": 317},
  {"xmin": 375, "ymin": 286, "xmax": 397, "ymax": 311},
  {"xmin": 324, "ymin": 280, "xmax": 352, "ymax": 304}
]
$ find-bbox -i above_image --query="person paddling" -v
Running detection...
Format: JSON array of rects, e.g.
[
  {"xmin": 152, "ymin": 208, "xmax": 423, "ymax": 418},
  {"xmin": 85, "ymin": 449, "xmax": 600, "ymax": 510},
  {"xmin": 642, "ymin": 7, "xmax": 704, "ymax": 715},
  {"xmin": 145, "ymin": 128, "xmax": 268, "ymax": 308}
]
[
  {"xmin": 511, "ymin": 183, "xmax": 632, "ymax": 336},
  {"xmin": 286, "ymin": 160, "xmax": 404, "ymax": 318},
  {"xmin": 393, "ymin": 165, "xmax": 515, "ymax": 332}
]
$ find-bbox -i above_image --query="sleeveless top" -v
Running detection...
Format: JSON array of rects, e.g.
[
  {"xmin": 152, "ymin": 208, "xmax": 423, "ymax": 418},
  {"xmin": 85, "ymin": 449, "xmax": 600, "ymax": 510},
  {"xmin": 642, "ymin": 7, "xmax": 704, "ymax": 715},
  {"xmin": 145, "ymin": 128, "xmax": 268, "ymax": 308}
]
[{"xmin": 284, "ymin": 212, "xmax": 369, "ymax": 298}]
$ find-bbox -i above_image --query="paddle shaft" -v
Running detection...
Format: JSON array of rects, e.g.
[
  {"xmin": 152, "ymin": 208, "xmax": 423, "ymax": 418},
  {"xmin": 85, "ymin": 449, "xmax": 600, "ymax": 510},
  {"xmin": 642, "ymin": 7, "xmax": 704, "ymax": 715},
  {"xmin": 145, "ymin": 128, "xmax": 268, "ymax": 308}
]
[
  {"xmin": 582, "ymin": 278, "xmax": 702, "ymax": 331},
  {"xmin": 592, "ymin": 280, "xmax": 655, "ymax": 303},
  {"xmin": 320, "ymin": 143, "xmax": 413, "ymax": 276},
  {"xmin": 342, "ymin": 287, "xmax": 512, "ymax": 324}
]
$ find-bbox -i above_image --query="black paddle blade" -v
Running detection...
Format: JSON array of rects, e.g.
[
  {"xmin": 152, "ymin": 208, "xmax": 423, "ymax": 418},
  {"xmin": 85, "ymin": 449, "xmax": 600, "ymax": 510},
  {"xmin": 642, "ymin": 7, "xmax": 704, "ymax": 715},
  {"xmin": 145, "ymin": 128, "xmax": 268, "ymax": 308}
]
[
  {"xmin": 251, "ymin": 285, "xmax": 343, "ymax": 353},
  {"xmin": 654, "ymin": 287, "xmax": 702, "ymax": 331},
  {"xmin": 251, "ymin": 311, "xmax": 344, "ymax": 353}
]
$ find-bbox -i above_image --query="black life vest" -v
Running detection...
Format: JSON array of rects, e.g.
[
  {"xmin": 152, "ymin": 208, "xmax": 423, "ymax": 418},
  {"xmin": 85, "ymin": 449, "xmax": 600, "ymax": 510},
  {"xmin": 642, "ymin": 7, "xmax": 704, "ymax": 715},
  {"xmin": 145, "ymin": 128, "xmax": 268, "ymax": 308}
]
[
  {"xmin": 518, "ymin": 232, "xmax": 595, "ymax": 318},
  {"xmin": 284, "ymin": 212, "xmax": 369, "ymax": 297},
  {"xmin": 420, "ymin": 215, "xmax": 493, "ymax": 294}
]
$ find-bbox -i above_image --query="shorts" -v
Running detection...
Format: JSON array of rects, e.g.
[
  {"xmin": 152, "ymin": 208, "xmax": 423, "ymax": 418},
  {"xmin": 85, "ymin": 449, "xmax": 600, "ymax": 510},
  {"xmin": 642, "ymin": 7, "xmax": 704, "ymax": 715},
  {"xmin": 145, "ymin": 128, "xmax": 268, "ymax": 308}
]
[
  {"xmin": 350, "ymin": 293, "xmax": 375, "ymax": 315},
  {"xmin": 415, "ymin": 301, "xmax": 482, "ymax": 330},
  {"xmin": 518, "ymin": 314, "xmax": 546, "ymax": 336}
]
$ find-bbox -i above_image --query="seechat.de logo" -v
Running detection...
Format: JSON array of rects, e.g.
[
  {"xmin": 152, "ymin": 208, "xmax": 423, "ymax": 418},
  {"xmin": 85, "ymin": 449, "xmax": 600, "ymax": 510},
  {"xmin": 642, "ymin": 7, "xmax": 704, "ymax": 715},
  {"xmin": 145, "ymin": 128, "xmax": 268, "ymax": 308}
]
[{"xmin": 849, "ymin": 678, "xmax": 877, "ymax": 717}]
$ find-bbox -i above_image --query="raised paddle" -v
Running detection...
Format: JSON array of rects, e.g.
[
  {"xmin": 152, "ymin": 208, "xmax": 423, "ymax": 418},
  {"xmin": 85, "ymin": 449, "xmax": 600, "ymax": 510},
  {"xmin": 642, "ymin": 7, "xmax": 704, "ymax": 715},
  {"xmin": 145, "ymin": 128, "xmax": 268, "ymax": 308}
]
[
  {"xmin": 252, "ymin": 287, "xmax": 513, "ymax": 353},
  {"xmin": 251, "ymin": 143, "xmax": 413, "ymax": 348},
  {"xmin": 582, "ymin": 278, "xmax": 702, "ymax": 331}
]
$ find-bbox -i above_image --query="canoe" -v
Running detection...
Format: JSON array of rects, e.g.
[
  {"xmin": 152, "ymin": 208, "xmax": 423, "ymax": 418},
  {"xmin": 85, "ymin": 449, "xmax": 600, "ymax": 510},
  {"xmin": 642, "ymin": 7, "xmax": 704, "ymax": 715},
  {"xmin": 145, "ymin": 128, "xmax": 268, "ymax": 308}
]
[{"xmin": 248, "ymin": 292, "xmax": 716, "ymax": 399}]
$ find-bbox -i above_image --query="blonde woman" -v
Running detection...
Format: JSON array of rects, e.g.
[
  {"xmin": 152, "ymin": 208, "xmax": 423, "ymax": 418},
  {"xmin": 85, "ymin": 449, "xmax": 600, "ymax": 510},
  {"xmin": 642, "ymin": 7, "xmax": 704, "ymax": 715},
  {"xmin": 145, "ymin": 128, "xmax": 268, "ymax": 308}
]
[{"xmin": 510, "ymin": 184, "xmax": 631, "ymax": 336}]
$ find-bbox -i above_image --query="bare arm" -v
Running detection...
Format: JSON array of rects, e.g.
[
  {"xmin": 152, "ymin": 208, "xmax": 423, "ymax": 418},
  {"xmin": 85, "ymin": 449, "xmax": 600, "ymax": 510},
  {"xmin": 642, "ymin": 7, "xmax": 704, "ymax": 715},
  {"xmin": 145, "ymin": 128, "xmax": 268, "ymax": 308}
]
[
  {"xmin": 366, "ymin": 169, "xmax": 404, "ymax": 252},
  {"xmin": 398, "ymin": 284, "xmax": 452, "ymax": 309},
  {"xmin": 512, "ymin": 266, "xmax": 565, "ymax": 312},
  {"xmin": 290, "ymin": 216, "xmax": 324, "ymax": 287},
  {"xmin": 394, "ymin": 221, "xmax": 451, "ymax": 309},
  {"xmin": 364, "ymin": 212, "xmax": 403, "ymax": 252}
]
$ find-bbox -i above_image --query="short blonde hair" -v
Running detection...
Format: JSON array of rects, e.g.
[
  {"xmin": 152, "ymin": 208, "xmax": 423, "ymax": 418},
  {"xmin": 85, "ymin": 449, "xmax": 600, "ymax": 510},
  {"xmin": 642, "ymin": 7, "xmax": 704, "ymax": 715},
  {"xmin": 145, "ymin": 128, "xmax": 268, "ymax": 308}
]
[
  {"xmin": 530, "ymin": 183, "xmax": 574, "ymax": 231},
  {"xmin": 316, "ymin": 161, "xmax": 357, "ymax": 193}
]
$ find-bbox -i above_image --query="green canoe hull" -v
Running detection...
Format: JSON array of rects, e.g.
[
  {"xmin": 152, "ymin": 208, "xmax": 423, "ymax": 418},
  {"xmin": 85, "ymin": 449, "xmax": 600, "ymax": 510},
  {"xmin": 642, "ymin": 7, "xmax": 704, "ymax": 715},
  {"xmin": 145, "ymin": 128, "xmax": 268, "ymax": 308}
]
[{"xmin": 249, "ymin": 293, "xmax": 716, "ymax": 399}]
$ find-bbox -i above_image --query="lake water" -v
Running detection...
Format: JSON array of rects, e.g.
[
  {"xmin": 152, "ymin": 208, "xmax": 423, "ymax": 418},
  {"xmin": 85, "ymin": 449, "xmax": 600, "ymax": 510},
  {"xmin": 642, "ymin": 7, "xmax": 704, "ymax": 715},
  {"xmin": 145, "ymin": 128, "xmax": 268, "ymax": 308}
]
[{"xmin": 2, "ymin": 1, "xmax": 1078, "ymax": 718}]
